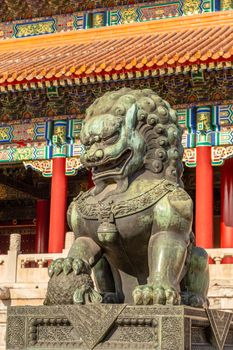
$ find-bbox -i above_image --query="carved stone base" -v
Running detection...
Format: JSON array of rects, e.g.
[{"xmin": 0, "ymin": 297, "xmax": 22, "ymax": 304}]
[{"xmin": 6, "ymin": 304, "xmax": 233, "ymax": 350}]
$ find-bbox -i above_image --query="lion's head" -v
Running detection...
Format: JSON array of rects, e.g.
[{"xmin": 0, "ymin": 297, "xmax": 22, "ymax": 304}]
[{"xmin": 80, "ymin": 88, "xmax": 183, "ymax": 193}]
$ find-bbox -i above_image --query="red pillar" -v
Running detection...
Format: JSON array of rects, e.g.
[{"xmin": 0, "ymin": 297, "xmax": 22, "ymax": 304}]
[
  {"xmin": 220, "ymin": 158, "xmax": 233, "ymax": 263},
  {"xmin": 195, "ymin": 146, "xmax": 213, "ymax": 249},
  {"xmin": 35, "ymin": 200, "xmax": 49, "ymax": 253},
  {"xmin": 48, "ymin": 158, "xmax": 67, "ymax": 253}
]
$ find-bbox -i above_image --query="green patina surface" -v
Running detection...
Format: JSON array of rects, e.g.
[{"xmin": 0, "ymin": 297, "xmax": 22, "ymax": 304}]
[{"xmin": 45, "ymin": 88, "xmax": 209, "ymax": 309}]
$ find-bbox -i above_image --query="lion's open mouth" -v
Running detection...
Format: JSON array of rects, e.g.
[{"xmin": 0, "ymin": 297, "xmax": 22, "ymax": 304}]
[{"xmin": 92, "ymin": 149, "xmax": 132, "ymax": 179}]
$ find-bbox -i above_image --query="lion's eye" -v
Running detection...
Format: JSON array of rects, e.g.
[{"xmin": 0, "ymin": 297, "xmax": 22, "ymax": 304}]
[{"xmin": 103, "ymin": 132, "xmax": 119, "ymax": 145}]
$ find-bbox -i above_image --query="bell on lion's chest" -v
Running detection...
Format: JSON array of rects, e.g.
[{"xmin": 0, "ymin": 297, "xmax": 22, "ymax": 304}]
[{"xmin": 97, "ymin": 220, "xmax": 118, "ymax": 243}]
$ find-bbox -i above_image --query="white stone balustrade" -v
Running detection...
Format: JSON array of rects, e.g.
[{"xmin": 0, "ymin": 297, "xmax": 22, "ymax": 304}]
[
  {"xmin": 17, "ymin": 253, "xmax": 66, "ymax": 283},
  {"xmin": 0, "ymin": 231, "xmax": 74, "ymax": 284},
  {"xmin": 0, "ymin": 247, "xmax": 232, "ymax": 284},
  {"xmin": 64, "ymin": 231, "xmax": 75, "ymax": 251},
  {"xmin": 0, "ymin": 257, "xmax": 7, "ymax": 284},
  {"xmin": 206, "ymin": 248, "xmax": 233, "ymax": 264},
  {"xmin": 0, "ymin": 248, "xmax": 232, "ymax": 283}
]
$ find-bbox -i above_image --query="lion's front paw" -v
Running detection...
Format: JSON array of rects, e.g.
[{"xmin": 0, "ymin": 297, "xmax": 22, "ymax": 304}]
[
  {"xmin": 133, "ymin": 285, "xmax": 181, "ymax": 306},
  {"xmin": 73, "ymin": 285, "xmax": 102, "ymax": 305},
  {"xmin": 44, "ymin": 257, "xmax": 101, "ymax": 305},
  {"xmin": 48, "ymin": 257, "xmax": 91, "ymax": 277}
]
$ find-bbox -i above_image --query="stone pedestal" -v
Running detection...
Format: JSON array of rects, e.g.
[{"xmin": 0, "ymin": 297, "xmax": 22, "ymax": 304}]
[{"xmin": 6, "ymin": 304, "xmax": 233, "ymax": 350}]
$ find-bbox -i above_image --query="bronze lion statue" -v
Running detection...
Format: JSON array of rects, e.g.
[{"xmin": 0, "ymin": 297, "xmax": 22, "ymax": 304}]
[{"xmin": 45, "ymin": 88, "xmax": 209, "ymax": 307}]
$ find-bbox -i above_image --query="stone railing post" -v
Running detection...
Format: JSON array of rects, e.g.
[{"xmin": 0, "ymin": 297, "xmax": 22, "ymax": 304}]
[
  {"xmin": 63, "ymin": 231, "xmax": 75, "ymax": 254},
  {"xmin": 6, "ymin": 233, "xmax": 21, "ymax": 283},
  {"xmin": 9, "ymin": 233, "xmax": 21, "ymax": 252}
]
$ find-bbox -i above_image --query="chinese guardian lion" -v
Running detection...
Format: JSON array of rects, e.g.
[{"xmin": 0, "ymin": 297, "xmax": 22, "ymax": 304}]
[{"xmin": 45, "ymin": 88, "xmax": 209, "ymax": 307}]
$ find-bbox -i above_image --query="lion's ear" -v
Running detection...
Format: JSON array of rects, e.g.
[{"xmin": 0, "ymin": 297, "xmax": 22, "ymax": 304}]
[{"xmin": 125, "ymin": 104, "xmax": 138, "ymax": 130}]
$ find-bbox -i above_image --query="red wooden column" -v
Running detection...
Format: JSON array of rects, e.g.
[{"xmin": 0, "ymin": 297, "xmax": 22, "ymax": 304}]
[
  {"xmin": 35, "ymin": 200, "xmax": 49, "ymax": 253},
  {"xmin": 220, "ymin": 158, "xmax": 233, "ymax": 263},
  {"xmin": 195, "ymin": 147, "xmax": 213, "ymax": 248},
  {"xmin": 195, "ymin": 106, "xmax": 213, "ymax": 250},
  {"xmin": 48, "ymin": 158, "xmax": 67, "ymax": 253}
]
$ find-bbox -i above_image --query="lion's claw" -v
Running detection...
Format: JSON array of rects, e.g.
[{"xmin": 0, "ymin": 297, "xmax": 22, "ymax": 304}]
[
  {"xmin": 73, "ymin": 285, "xmax": 102, "ymax": 304},
  {"xmin": 48, "ymin": 258, "xmax": 64, "ymax": 277},
  {"xmin": 48, "ymin": 257, "xmax": 91, "ymax": 278},
  {"xmin": 72, "ymin": 258, "xmax": 91, "ymax": 275},
  {"xmin": 63, "ymin": 257, "xmax": 73, "ymax": 275},
  {"xmin": 45, "ymin": 258, "xmax": 100, "ymax": 305},
  {"xmin": 133, "ymin": 285, "xmax": 180, "ymax": 305},
  {"xmin": 153, "ymin": 287, "xmax": 166, "ymax": 305}
]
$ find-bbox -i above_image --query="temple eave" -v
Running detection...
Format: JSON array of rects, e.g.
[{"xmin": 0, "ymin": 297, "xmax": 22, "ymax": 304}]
[{"xmin": 0, "ymin": 11, "xmax": 233, "ymax": 87}]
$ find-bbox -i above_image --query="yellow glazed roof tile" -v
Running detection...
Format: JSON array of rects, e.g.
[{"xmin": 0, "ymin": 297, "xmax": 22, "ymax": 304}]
[{"xmin": 0, "ymin": 12, "xmax": 233, "ymax": 85}]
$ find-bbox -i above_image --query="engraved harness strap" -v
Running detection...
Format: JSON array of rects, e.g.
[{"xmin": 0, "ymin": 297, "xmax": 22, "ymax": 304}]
[{"xmin": 76, "ymin": 180, "xmax": 177, "ymax": 220}]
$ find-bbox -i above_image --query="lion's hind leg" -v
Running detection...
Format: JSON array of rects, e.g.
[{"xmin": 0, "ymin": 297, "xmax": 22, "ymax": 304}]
[
  {"xmin": 181, "ymin": 246, "xmax": 209, "ymax": 308},
  {"xmin": 93, "ymin": 257, "xmax": 124, "ymax": 303}
]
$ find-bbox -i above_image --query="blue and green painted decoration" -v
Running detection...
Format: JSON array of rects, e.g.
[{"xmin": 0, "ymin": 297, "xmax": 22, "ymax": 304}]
[
  {"xmin": 0, "ymin": 104, "xmax": 232, "ymax": 164},
  {"xmin": 0, "ymin": 0, "xmax": 224, "ymax": 40}
]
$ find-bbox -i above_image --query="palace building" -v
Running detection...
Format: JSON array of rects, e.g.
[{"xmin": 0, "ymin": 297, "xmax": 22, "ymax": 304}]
[{"xmin": 0, "ymin": 1, "xmax": 233, "ymax": 345}]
